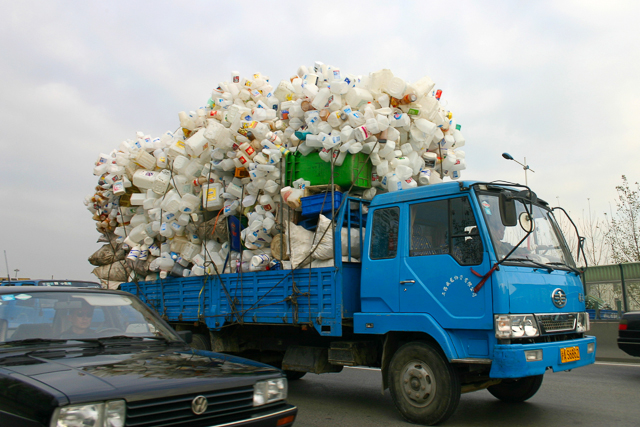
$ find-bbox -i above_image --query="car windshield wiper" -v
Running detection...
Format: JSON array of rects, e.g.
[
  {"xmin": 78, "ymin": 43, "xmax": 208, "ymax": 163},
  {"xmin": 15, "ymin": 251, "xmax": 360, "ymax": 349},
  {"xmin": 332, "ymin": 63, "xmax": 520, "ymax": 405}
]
[
  {"xmin": 66, "ymin": 335, "xmax": 183, "ymax": 346},
  {"xmin": 0, "ymin": 338, "xmax": 68, "ymax": 348},
  {"xmin": 507, "ymin": 258, "xmax": 554, "ymax": 273},
  {"xmin": 546, "ymin": 262, "xmax": 581, "ymax": 275}
]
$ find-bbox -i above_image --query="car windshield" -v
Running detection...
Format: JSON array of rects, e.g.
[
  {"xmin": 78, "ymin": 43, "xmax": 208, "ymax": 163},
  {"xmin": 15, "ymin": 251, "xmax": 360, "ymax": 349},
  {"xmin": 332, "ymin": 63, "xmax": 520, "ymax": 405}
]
[
  {"xmin": 477, "ymin": 193, "xmax": 576, "ymax": 268},
  {"xmin": 0, "ymin": 291, "xmax": 180, "ymax": 345}
]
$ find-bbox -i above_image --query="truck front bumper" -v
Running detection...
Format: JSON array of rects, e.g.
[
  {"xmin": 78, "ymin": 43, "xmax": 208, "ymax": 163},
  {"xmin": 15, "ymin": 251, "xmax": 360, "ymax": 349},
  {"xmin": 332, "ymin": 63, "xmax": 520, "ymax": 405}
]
[{"xmin": 489, "ymin": 335, "xmax": 596, "ymax": 378}]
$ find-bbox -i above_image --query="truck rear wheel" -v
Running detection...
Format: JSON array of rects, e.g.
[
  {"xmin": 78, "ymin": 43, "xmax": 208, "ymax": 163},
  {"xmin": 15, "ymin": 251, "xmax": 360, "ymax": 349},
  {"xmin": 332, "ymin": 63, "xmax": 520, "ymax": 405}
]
[
  {"xmin": 190, "ymin": 333, "xmax": 212, "ymax": 351},
  {"xmin": 487, "ymin": 375, "xmax": 543, "ymax": 403},
  {"xmin": 388, "ymin": 342, "xmax": 460, "ymax": 426}
]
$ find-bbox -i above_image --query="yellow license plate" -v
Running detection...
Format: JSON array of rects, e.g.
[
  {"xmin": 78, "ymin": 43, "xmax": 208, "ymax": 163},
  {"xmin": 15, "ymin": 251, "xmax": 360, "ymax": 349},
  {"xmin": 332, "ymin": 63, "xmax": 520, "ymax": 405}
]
[{"xmin": 561, "ymin": 346, "xmax": 580, "ymax": 363}]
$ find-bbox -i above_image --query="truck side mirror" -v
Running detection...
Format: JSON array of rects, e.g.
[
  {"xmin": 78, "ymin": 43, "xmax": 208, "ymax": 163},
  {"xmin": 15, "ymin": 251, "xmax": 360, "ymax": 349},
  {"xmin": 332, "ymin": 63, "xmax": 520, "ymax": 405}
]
[{"xmin": 499, "ymin": 191, "xmax": 517, "ymax": 227}]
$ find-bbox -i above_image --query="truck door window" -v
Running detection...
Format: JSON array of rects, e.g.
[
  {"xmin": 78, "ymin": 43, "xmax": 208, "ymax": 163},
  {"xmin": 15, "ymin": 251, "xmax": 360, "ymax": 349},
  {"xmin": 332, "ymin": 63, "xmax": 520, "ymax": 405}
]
[
  {"xmin": 370, "ymin": 207, "xmax": 400, "ymax": 259},
  {"xmin": 450, "ymin": 197, "xmax": 484, "ymax": 265},
  {"xmin": 410, "ymin": 200, "xmax": 448, "ymax": 256},
  {"xmin": 410, "ymin": 197, "xmax": 483, "ymax": 265}
]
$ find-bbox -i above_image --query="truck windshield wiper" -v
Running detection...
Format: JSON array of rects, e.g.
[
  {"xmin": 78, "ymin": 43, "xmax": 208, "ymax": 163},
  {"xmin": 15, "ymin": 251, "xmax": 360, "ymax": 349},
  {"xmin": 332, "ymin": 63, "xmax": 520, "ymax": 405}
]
[
  {"xmin": 546, "ymin": 262, "xmax": 581, "ymax": 275},
  {"xmin": 507, "ymin": 258, "xmax": 554, "ymax": 273}
]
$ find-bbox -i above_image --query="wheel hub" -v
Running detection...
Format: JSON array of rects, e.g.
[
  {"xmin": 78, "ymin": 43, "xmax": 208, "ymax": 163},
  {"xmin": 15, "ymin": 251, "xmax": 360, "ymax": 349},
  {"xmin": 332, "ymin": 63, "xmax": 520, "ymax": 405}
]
[{"xmin": 401, "ymin": 360, "xmax": 435, "ymax": 407}]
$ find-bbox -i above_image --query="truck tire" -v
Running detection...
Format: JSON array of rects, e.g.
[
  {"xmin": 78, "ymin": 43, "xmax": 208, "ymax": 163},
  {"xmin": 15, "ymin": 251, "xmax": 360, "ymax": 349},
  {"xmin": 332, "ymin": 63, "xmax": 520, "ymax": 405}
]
[
  {"xmin": 284, "ymin": 370, "xmax": 306, "ymax": 381},
  {"xmin": 487, "ymin": 375, "xmax": 543, "ymax": 403},
  {"xmin": 190, "ymin": 333, "xmax": 212, "ymax": 351},
  {"xmin": 388, "ymin": 342, "xmax": 460, "ymax": 426}
]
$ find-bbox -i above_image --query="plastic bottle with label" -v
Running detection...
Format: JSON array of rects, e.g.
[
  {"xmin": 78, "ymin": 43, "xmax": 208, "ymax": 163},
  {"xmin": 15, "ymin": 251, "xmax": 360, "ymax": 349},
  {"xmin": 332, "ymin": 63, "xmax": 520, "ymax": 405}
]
[{"xmin": 202, "ymin": 183, "xmax": 224, "ymax": 211}]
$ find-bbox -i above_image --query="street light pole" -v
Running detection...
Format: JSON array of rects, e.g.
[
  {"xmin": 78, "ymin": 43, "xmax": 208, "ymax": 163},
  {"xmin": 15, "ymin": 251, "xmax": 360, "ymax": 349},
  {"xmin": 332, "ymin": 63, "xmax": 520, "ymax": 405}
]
[
  {"xmin": 4, "ymin": 250, "xmax": 10, "ymax": 283},
  {"xmin": 502, "ymin": 153, "xmax": 535, "ymax": 186}
]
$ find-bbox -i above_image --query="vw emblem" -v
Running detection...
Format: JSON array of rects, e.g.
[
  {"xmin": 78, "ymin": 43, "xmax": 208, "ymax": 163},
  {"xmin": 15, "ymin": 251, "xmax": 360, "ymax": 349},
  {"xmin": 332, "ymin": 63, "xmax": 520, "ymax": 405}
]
[
  {"xmin": 552, "ymin": 288, "xmax": 567, "ymax": 308},
  {"xmin": 191, "ymin": 395, "xmax": 208, "ymax": 415}
]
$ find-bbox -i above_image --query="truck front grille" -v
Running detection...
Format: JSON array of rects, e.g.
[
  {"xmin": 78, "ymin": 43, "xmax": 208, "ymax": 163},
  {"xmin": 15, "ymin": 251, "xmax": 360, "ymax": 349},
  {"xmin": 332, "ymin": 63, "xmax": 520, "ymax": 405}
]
[
  {"xmin": 536, "ymin": 314, "xmax": 577, "ymax": 334},
  {"xmin": 125, "ymin": 386, "xmax": 255, "ymax": 427}
]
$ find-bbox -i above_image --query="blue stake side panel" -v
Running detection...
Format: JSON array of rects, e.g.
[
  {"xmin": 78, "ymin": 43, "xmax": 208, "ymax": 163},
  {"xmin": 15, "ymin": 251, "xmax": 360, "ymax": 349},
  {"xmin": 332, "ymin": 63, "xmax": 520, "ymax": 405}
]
[{"xmin": 121, "ymin": 263, "xmax": 362, "ymax": 337}]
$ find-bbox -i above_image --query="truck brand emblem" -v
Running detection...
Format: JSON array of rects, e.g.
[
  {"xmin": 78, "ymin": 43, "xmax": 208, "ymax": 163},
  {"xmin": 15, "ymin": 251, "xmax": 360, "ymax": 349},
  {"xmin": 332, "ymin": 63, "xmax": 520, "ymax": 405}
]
[
  {"xmin": 192, "ymin": 395, "xmax": 208, "ymax": 415},
  {"xmin": 552, "ymin": 288, "xmax": 567, "ymax": 308}
]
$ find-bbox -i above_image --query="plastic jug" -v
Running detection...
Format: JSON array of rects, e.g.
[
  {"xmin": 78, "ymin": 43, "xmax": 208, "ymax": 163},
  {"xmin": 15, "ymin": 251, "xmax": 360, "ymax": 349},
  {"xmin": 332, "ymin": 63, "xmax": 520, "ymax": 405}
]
[
  {"xmin": 132, "ymin": 170, "xmax": 158, "ymax": 189},
  {"xmin": 202, "ymin": 183, "xmax": 224, "ymax": 210}
]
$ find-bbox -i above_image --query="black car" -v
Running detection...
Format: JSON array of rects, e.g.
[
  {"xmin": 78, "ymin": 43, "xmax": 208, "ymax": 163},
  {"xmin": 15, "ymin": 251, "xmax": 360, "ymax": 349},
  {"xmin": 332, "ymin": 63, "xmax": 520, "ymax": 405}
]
[
  {"xmin": 618, "ymin": 311, "xmax": 640, "ymax": 357},
  {"xmin": 0, "ymin": 286, "xmax": 297, "ymax": 427}
]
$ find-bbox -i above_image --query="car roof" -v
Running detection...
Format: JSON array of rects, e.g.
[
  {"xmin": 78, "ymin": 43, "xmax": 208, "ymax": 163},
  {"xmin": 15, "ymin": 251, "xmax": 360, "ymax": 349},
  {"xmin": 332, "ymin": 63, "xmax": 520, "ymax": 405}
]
[{"xmin": 0, "ymin": 286, "xmax": 123, "ymax": 295}]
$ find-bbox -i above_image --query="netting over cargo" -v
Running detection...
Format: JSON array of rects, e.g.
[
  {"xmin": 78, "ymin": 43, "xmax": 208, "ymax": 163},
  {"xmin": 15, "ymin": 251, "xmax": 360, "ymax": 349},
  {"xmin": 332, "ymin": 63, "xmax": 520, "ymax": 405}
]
[{"xmin": 85, "ymin": 62, "xmax": 467, "ymax": 285}]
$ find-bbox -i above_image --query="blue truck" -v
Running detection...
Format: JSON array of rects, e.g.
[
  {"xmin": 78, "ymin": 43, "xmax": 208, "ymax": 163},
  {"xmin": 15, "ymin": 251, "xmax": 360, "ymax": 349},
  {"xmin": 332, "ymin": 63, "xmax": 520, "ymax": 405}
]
[{"xmin": 121, "ymin": 180, "xmax": 596, "ymax": 425}]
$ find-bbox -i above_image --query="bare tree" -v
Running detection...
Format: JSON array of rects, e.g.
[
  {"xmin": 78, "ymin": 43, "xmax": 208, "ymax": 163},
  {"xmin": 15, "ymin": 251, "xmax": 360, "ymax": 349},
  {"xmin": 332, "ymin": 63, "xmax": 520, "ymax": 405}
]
[
  {"xmin": 553, "ymin": 199, "xmax": 609, "ymax": 268},
  {"xmin": 578, "ymin": 198, "xmax": 610, "ymax": 266},
  {"xmin": 604, "ymin": 175, "xmax": 640, "ymax": 310},
  {"xmin": 606, "ymin": 175, "xmax": 640, "ymax": 263}
]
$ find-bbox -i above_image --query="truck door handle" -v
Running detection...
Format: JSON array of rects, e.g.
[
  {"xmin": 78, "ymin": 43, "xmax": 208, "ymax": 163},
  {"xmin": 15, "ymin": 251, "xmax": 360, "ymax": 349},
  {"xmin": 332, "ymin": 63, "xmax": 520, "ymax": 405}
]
[{"xmin": 399, "ymin": 280, "xmax": 415, "ymax": 284}]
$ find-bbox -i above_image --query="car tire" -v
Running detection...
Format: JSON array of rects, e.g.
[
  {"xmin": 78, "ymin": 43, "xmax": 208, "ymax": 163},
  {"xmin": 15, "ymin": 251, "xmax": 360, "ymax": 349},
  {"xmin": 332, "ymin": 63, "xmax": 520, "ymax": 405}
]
[
  {"xmin": 487, "ymin": 374, "xmax": 544, "ymax": 402},
  {"xmin": 388, "ymin": 342, "xmax": 460, "ymax": 426},
  {"xmin": 190, "ymin": 333, "xmax": 211, "ymax": 351}
]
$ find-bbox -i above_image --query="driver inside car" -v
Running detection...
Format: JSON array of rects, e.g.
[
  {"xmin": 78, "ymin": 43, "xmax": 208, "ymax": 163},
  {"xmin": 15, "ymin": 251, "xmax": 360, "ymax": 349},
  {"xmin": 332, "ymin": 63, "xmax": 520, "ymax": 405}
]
[{"xmin": 59, "ymin": 302, "xmax": 96, "ymax": 338}]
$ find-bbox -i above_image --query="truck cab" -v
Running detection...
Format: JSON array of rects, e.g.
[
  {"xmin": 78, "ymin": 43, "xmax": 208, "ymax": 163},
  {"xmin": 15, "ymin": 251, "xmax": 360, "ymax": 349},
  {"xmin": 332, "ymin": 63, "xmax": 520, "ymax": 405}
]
[{"xmin": 356, "ymin": 181, "xmax": 595, "ymax": 424}]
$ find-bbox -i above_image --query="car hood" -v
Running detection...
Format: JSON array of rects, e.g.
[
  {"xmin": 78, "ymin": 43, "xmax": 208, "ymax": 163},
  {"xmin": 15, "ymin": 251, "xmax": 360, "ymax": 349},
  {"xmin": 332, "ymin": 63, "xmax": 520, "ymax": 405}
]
[{"xmin": 1, "ymin": 344, "xmax": 281, "ymax": 403}]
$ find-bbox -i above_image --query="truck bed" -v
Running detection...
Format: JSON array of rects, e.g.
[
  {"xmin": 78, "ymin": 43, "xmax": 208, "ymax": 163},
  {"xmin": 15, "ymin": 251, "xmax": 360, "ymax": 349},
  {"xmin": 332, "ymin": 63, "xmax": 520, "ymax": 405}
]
[
  {"xmin": 121, "ymin": 263, "xmax": 362, "ymax": 337},
  {"xmin": 121, "ymin": 195, "xmax": 368, "ymax": 337}
]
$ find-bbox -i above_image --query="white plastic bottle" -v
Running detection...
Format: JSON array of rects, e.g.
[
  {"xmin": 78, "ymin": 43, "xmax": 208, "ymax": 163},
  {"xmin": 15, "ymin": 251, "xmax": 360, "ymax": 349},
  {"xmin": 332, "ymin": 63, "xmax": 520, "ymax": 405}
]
[
  {"xmin": 202, "ymin": 182, "xmax": 224, "ymax": 211},
  {"xmin": 152, "ymin": 169, "xmax": 172, "ymax": 195}
]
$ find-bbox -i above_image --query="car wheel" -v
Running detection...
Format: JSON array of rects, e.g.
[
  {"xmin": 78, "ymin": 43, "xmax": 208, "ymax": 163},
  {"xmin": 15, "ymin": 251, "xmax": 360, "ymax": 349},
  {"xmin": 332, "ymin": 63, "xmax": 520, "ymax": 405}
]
[
  {"xmin": 487, "ymin": 375, "xmax": 544, "ymax": 402},
  {"xmin": 190, "ymin": 333, "xmax": 211, "ymax": 351},
  {"xmin": 388, "ymin": 342, "xmax": 460, "ymax": 425}
]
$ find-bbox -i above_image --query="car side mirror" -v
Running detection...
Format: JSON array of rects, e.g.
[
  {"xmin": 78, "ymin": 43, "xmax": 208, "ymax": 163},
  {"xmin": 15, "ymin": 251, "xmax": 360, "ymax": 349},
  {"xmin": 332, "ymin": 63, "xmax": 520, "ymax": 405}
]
[
  {"xmin": 177, "ymin": 330, "xmax": 193, "ymax": 344},
  {"xmin": 499, "ymin": 191, "xmax": 517, "ymax": 227}
]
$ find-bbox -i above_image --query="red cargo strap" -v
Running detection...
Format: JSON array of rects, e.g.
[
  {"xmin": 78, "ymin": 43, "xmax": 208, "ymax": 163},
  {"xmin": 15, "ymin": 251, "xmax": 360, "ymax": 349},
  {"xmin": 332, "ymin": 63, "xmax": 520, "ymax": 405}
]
[{"xmin": 470, "ymin": 263, "xmax": 499, "ymax": 293}]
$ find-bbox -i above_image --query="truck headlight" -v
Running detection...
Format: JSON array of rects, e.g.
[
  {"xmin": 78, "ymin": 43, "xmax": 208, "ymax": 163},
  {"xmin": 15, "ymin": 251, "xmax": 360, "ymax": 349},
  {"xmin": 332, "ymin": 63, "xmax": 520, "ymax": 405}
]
[
  {"xmin": 576, "ymin": 312, "xmax": 590, "ymax": 332},
  {"xmin": 51, "ymin": 400, "xmax": 125, "ymax": 427},
  {"xmin": 495, "ymin": 314, "xmax": 539, "ymax": 339},
  {"xmin": 253, "ymin": 378, "xmax": 288, "ymax": 406}
]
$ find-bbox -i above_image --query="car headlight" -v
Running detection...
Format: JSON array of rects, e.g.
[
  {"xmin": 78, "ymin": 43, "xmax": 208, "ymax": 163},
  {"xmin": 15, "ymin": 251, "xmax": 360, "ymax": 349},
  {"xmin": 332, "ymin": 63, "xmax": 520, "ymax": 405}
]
[
  {"xmin": 51, "ymin": 400, "xmax": 125, "ymax": 427},
  {"xmin": 576, "ymin": 311, "xmax": 590, "ymax": 333},
  {"xmin": 253, "ymin": 378, "xmax": 288, "ymax": 406},
  {"xmin": 495, "ymin": 314, "xmax": 539, "ymax": 339}
]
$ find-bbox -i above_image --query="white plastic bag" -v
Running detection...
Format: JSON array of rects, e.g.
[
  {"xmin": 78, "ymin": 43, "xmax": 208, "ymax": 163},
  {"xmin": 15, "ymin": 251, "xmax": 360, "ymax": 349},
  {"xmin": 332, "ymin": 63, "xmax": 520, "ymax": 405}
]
[
  {"xmin": 286, "ymin": 221, "xmax": 314, "ymax": 268},
  {"xmin": 312, "ymin": 215, "xmax": 334, "ymax": 260}
]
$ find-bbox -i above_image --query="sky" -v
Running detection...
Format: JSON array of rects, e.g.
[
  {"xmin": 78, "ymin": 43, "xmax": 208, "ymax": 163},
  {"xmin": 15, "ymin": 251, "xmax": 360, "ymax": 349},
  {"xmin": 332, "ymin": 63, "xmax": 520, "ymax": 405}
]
[{"xmin": 0, "ymin": 0, "xmax": 639, "ymax": 281}]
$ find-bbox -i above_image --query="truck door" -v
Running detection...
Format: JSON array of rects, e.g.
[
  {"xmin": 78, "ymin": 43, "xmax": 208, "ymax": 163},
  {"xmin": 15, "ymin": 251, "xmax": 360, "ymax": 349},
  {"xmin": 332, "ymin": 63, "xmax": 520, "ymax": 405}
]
[{"xmin": 399, "ymin": 196, "xmax": 493, "ymax": 329}]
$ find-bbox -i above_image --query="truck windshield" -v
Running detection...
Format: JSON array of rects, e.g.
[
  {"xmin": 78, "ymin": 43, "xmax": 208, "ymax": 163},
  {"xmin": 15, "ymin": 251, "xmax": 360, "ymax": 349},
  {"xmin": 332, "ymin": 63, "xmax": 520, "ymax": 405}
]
[{"xmin": 477, "ymin": 193, "xmax": 575, "ymax": 268}]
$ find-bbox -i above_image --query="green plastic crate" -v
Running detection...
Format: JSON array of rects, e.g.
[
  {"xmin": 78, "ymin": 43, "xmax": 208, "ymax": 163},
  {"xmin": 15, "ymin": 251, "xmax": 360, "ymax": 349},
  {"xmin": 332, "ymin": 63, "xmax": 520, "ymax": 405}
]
[{"xmin": 285, "ymin": 151, "xmax": 372, "ymax": 189}]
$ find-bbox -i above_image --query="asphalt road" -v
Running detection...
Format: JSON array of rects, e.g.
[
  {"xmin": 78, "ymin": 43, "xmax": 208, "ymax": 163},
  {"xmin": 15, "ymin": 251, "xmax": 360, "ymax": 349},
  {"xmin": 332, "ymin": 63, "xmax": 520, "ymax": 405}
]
[{"xmin": 287, "ymin": 362, "xmax": 640, "ymax": 427}]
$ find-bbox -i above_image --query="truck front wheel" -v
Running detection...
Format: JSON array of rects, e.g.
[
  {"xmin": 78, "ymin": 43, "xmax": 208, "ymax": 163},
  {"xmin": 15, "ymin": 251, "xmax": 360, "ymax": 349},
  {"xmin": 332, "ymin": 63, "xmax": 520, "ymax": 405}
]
[
  {"xmin": 487, "ymin": 375, "xmax": 543, "ymax": 403},
  {"xmin": 388, "ymin": 342, "xmax": 460, "ymax": 426}
]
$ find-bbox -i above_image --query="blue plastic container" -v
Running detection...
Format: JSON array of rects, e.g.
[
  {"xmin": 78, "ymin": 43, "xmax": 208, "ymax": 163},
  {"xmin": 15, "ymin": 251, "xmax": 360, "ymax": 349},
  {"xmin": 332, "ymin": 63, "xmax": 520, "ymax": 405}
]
[{"xmin": 301, "ymin": 192, "xmax": 343, "ymax": 217}]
